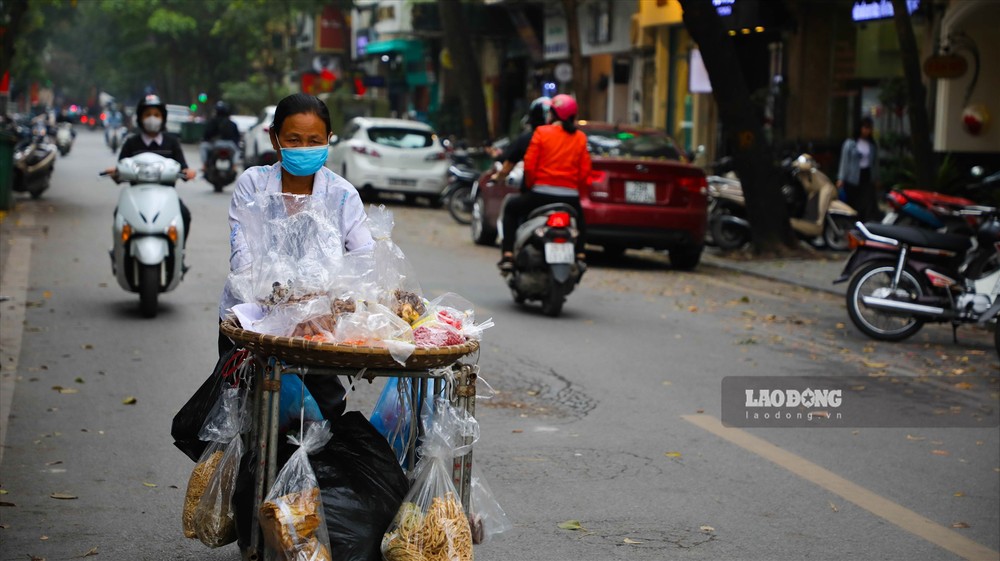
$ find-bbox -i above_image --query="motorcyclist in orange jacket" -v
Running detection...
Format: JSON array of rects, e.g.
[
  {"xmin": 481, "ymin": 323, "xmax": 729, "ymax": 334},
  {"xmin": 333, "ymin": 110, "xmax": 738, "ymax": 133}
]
[{"xmin": 499, "ymin": 94, "xmax": 590, "ymax": 272}]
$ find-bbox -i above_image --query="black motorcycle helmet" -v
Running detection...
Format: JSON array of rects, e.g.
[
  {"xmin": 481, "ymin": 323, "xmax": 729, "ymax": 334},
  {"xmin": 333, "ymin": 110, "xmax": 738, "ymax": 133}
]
[
  {"xmin": 214, "ymin": 100, "xmax": 231, "ymax": 118},
  {"xmin": 136, "ymin": 94, "xmax": 167, "ymax": 133}
]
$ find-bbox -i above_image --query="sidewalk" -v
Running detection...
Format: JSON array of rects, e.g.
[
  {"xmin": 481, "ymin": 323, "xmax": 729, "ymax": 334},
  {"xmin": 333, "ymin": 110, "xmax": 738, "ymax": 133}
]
[{"xmin": 701, "ymin": 247, "xmax": 850, "ymax": 296}]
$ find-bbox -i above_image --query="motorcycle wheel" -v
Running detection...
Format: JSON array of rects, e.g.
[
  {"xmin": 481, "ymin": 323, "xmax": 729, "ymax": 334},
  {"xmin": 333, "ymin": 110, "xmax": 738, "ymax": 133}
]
[
  {"xmin": 447, "ymin": 185, "xmax": 473, "ymax": 224},
  {"xmin": 471, "ymin": 195, "xmax": 497, "ymax": 246},
  {"xmin": 823, "ymin": 215, "xmax": 854, "ymax": 251},
  {"xmin": 138, "ymin": 264, "xmax": 160, "ymax": 318},
  {"xmin": 846, "ymin": 261, "xmax": 926, "ymax": 341},
  {"xmin": 541, "ymin": 287, "xmax": 565, "ymax": 317},
  {"xmin": 710, "ymin": 216, "xmax": 750, "ymax": 250}
]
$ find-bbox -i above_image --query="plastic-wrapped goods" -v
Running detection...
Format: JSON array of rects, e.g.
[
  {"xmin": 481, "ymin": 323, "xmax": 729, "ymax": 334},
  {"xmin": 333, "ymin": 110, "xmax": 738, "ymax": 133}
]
[
  {"xmin": 333, "ymin": 301, "xmax": 416, "ymax": 365},
  {"xmin": 365, "ymin": 205, "xmax": 424, "ymax": 317},
  {"xmin": 467, "ymin": 464, "xmax": 512, "ymax": 545},
  {"xmin": 411, "ymin": 294, "xmax": 493, "ymax": 348},
  {"xmin": 259, "ymin": 421, "xmax": 334, "ymax": 561},
  {"xmin": 182, "ymin": 387, "xmax": 245, "ymax": 542},
  {"xmin": 369, "ymin": 378, "xmax": 435, "ymax": 467},
  {"xmin": 381, "ymin": 400, "xmax": 476, "ymax": 561}
]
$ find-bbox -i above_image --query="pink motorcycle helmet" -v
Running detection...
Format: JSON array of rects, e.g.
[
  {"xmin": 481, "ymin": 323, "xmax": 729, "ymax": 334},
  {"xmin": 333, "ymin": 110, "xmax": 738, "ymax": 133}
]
[{"xmin": 550, "ymin": 94, "xmax": 578, "ymax": 122}]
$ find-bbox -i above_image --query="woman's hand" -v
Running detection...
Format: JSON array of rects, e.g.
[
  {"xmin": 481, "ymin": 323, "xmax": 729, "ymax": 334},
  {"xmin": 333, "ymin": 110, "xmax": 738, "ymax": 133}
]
[{"xmin": 182, "ymin": 168, "xmax": 197, "ymax": 181}]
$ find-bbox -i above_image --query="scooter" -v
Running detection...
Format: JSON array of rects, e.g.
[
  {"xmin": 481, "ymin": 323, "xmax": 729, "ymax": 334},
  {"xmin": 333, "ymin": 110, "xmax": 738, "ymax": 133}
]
[
  {"xmin": 835, "ymin": 208, "xmax": 1000, "ymax": 357},
  {"xmin": 204, "ymin": 140, "xmax": 239, "ymax": 193},
  {"xmin": 502, "ymin": 203, "xmax": 585, "ymax": 317},
  {"xmin": 105, "ymin": 123, "xmax": 128, "ymax": 153},
  {"xmin": 12, "ymin": 118, "xmax": 57, "ymax": 199},
  {"xmin": 55, "ymin": 122, "xmax": 74, "ymax": 156},
  {"xmin": 708, "ymin": 154, "xmax": 858, "ymax": 250},
  {"xmin": 443, "ymin": 162, "xmax": 479, "ymax": 224},
  {"xmin": 101, "ymin": 152, "xmax": 187, "ymax": 318}
]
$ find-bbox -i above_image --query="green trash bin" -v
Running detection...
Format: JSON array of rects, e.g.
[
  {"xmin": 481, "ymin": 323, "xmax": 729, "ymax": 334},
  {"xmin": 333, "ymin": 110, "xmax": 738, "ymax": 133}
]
[
  {"xmin": 0, "ymin": 129, "xmax": 16, "ymax": 211},
  {"xmin": 180, "ymin": 121, "xmax": 206, "ymax": 144}
]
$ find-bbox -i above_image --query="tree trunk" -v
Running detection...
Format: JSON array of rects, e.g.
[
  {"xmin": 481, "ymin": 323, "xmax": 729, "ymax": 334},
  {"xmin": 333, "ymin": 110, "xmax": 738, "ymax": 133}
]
[
  {"xmin": 561, "ymin": 0, "xmax": 589, "ymax": 119},
  {"xmin": 438, "ymin": 0, "xmax": 490, "ymax": 144},
  {"xmin": 890, "ymin": 0, "xmax": 934, "ymax": 189},
  {"xmin": 678, "ymin": 0, "xmax": 796, "ymax": 253},
  {"xmin": 1, "ymin": 0, "xmax": 30, "ymax": 79}
]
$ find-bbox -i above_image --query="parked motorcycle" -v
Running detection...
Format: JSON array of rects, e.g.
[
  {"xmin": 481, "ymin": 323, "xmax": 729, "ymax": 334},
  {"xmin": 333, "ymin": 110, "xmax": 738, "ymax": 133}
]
[
  {"xmin": 55, "ymin": 122, "xmax": 74, "ymax": 156},
  {"xmin": 12, "ymin": 118, "xmax": 57, "ymax": 199},
  {"xmin": 101, "ymin": 152, "xmax": 188, "ymax": 318},
  {"xmin": 502, "ymin": 203, "xmax": 585, "ymax": 317},
  {"xmin": 882, "ymin": 168, "xmax": 1000, "ymax": 236},
  {"xmin": 708, "ymin": 154, "xmax": 858, "ymax": 250},
  {"xmin": 204, "ymin": 140, "xmax": 239, "ymax": 192},
  {"xmin": 835, "ymin": 209, "xmax": 1000, "ymax": 357}
]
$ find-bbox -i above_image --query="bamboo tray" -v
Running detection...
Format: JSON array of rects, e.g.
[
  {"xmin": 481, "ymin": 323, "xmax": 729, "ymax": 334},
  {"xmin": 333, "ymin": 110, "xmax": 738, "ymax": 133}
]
[{"xmin": 220, "ymin": 318, "xmax": 479, "ymax": 370}]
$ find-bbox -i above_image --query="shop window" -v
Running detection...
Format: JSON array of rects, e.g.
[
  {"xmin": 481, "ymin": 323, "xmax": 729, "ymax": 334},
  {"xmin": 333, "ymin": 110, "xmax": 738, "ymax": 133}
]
[{"xmin": 587, "ymin": 0, "xmax": 612, "ymax": 45}]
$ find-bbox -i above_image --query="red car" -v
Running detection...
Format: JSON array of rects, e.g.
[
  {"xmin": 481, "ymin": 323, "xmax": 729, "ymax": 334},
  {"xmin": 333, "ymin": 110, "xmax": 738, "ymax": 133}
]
[{"xmin": 470, "ymin": 122, "xmax": 709, "ymax": 269}]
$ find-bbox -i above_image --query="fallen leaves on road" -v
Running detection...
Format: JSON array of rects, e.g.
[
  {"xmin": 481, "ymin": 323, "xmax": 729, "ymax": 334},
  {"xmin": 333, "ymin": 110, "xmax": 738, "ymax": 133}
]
[
  {"xmin": 953, "ymin": 492, "xmax": 965, "ymax": 497},
  {"xmin": 828, "ymin": 501, "xmax": 839, "ymax": 512},
  {"xmin": 51, "ymin": 386, "xmax": 78, "ymax": 394},
  {"xmin": 122, "ymin": 396, "xmax": 137, "ymax": 405},
  {"xmin": 0, "ymin": 501, "xmax": 15, "ymax": 507},
  {"xmin": 76, "ymin": 547, "xmax": 99, "ymax": 558},
  {"xmin": 142, "ymin": 482, "xmax": 157, "ymax": 488},
  {"xmin": 664, "ymin": 452, "xmax": 682, "ymax": 458},
  {"xmin": 49, "ymin": 493, "xmax": 77, "ymax": 500},
  {"xmin": 862, "ymin": 361, "xmax": 887, "ymax": 369},
  {"xmin": 951, "ymin": 522, "xmax": 970, "ymax": 529},
  {"xmin": 905, "ymin": 434, "xmax": 925, "ymax": 441},
  {"xmin": 931, "ymin": 450, "xmax": 951, "ymax": 456},
  {"xmin": 623, "ymin": 538, "xmax": 643, "ymax": 544},
  {"xmin": 700, "ymin": 525, "xmax": 715, "ymax": 533},
  {"xmin": 558, "ymin": 520, "xmax": 585, "ymax": 531}
]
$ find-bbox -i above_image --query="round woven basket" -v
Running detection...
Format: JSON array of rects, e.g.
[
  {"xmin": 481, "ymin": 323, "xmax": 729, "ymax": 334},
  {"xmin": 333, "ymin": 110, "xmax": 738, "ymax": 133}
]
[{"xmin": 220, "ymin": 318, "xmax": 478, "ymax": 370}]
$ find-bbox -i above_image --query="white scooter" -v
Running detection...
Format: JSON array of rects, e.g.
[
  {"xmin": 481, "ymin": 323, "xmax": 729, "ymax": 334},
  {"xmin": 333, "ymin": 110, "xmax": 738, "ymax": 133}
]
[{"xmin": 101, "ymin": 152, "xmax": 187, "ymax": 317}]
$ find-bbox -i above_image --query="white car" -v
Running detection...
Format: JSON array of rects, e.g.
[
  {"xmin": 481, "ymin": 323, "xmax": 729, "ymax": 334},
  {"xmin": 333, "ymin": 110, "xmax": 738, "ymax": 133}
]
[
  {"xmin": 328, "ymin": 117, "xmax": 449, "ymax": 205},
  {"xmin": 243, "ymin": 105, "xmax": 277, "ymax": 166},
  {"xmin": 163, "ymin": 104, "xmax": 192, "ymax": 135}
]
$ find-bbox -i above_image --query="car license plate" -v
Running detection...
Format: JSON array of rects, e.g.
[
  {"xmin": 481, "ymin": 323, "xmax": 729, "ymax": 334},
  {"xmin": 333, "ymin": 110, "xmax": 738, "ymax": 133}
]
[
  {"xmin": 625, "ymin": 181, "xmax": 656, "ymax": 204},
  {"xmin": 215, "ymin": 159, "xmax": 231, "ymax": 170},
  {"xmin": 389, "ymin": 177, "xmax": 416, "ymax": 187},
  {"xmin": 544, "ymin": 242, "xmax": 574, "ymax": 264}
]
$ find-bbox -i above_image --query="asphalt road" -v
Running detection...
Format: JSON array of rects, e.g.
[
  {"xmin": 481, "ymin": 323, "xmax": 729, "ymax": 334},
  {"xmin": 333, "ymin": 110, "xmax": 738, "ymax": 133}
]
[{"xmin": 0, "ymin": 129, "xmax": 997, "ymax": 561}]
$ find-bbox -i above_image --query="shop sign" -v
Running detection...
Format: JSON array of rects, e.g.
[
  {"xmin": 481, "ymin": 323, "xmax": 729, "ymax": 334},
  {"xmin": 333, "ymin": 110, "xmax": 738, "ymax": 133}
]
[
  {"xmin": 713, "ymin": 0, "xmax": 736, "ymax": 17},
  {"xmin": 851, "ymin": 0, "xmax": 920, "ymax": 22},
  {"xmin": 544, "ymin": 13, "xmax": 569, "ymax": 61},
  {"xmin": 923, "ymin": 54, "xmax": 967, "ymax": 79}
]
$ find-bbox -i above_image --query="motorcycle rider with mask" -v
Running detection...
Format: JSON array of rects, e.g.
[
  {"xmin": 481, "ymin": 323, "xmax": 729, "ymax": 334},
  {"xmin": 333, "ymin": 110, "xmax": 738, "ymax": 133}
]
[
  {"xmin": 200, "ymin": 100, "xmax": 241, "ymax": 172},
  {"xmin": 106, "ymin": 94, "xmax": 196, "ymax": 247}
]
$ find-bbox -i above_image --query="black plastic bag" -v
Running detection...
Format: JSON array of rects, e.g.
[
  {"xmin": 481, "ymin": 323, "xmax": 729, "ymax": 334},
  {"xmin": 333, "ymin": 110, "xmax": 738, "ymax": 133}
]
[
  {"xmin": 172, "ymin": 347, "xmax": 251, "ymax": 462},
  {"xmin": 272, "ymin": 411, "xmax": 409, "ymax": 561}
]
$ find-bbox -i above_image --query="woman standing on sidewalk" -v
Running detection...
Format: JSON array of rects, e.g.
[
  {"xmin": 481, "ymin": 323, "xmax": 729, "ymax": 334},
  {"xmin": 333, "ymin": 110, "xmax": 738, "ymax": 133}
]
[{"xmin": 836, "ymin": 117, "xmax": 881, "ymax": 222}]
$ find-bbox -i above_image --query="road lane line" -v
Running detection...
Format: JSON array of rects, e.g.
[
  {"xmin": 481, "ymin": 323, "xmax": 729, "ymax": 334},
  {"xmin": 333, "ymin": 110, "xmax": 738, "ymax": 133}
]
[
  {"xmin": 0, "ymin": 213, "xmax": 33, "ymax": 466},
  {"xmin": 682, "ymin": 414, "xmax": 1000, "ymax": 561}
]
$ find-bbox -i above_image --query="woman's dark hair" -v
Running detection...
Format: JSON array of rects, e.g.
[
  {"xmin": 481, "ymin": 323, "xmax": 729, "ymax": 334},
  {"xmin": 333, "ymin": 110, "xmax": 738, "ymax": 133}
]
[
  {"xmin": 560, "ymin": 118, "xmax": 578, "ymax": 134},
  {"xmin": 854, "ymin": 117, "xmax": 875, "ymax": 141},
  {"xmin": 271, "ymin": 93, "xmax": 332, "ymax": 136}
]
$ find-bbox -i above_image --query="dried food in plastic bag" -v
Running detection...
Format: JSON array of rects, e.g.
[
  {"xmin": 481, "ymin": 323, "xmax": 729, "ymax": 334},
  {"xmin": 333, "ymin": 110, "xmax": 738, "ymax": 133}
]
[
  {"xmin": 193, "ymin": 433, "xmax": 243, "ymax": 547},
  {"xmin": 381, "ymin": 400, "xmax": 474, "ymax": 561},
  {"xmin": 183, "ymin": 387, "xmax": 245, "ymax": 540},
  {"xmin": 365, "ymin": 205, "xmax": 423, "ymax": 316},
  {"xmin": 412, "ymin": 293, "xmax": 494, "ymax": 347},
  {"xmin": 259, "ymin": 421, "xmax": 334, "ymax": 561},
  {"xmin": 333, "ymin": 301, "xmax": 416, "ymax": 364}
]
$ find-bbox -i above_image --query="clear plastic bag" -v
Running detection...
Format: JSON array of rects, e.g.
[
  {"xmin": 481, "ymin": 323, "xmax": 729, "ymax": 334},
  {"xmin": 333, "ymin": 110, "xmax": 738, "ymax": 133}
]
[
  {"xmin": 412, "ymin": 293, "xmax": 494, "ymax": 347},
  {"xmin": 259, "ymin": 421, "xmax": 334, "ymax": 561},
  {"xmin": 333, "ymin": 301, "xmax": 416, "ymax": 365},
  {"xmin": 369, "ymin": 377, "xmax": 435, "ymax": 467},
  {"xmin": 381, "ymin": 399, "xmax": 474, "ymax": 561},
  {"xmin": 366, "ymin": 205, "xmax": 424, "ymax": 321},
  {"xmin": 183, "ymin": 387, "xmax": 245, "ymax": 541},
  {"xmin": 468, "ymin": 463, "xmax": 512, "ymax": 544}
]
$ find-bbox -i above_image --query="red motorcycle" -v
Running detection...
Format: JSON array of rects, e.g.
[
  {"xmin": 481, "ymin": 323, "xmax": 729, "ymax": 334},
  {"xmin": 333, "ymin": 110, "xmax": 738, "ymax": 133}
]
[{"xmin": 882, "ymin": 188, "xmax": 979, "ymax": 234}]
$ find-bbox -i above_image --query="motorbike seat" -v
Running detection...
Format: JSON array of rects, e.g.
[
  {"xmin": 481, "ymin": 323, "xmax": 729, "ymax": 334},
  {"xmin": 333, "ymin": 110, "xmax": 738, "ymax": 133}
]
[
  {"xmin": 863, "ymin": 223, "xmax": 972, "ymax": 253},
  {"xmin": 526, "ymin": 202, "xmax": 578, "ymax": 222}
]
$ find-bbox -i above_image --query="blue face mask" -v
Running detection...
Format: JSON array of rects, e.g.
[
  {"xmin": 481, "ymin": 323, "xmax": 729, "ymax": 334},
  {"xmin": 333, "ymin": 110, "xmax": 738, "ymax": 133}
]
[{"xmin": 277, "ymin": 141, "xmax": 329, "ymax": 176}]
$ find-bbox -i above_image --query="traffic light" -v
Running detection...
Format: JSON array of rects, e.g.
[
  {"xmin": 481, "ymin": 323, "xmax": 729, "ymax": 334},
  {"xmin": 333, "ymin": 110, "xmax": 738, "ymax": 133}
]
[
  {"xmin": 189, "ymin": 103, "xmax": 198, "ymax": 113},
  {"xmin": 198, "ymin": 93, "xmax": 208, "ymax": 104}
]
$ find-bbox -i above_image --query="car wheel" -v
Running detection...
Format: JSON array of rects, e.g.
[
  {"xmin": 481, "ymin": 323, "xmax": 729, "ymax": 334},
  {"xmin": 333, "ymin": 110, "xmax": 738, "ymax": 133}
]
[
  {"xmin": 669, "ymin": 246, "xmax": 703, "ymax": 271},
  {"xmin": 602, "ymin": 245, "xmax": 626, "ymax": 259},
  {"xmin": 471, "ymin": 195, "xmax": 497, "ymax": 246}
]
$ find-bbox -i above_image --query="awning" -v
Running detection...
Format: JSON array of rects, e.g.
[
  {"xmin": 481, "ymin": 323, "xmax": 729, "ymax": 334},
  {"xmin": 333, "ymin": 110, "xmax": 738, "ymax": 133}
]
[{"xmin": 363, "ymin": 38, "xmax": 425, "ymax": 62}]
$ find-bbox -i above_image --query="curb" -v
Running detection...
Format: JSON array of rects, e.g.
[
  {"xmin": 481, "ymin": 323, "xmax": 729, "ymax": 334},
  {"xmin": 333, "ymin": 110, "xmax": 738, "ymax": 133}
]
[{"xmin": 700, "ymin": 253, "xmax": 847, "ymax": 297}]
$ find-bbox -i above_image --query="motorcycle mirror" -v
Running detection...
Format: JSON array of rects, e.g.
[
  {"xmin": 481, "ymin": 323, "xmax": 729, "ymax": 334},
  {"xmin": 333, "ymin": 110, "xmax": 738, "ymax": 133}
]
[
  {"xmin": 329, "ymin": 135, "xmax": 339, "ymax": 145},
  {"xmin": 970, "ymin": 165, "xmax": 984, "ymax": 178}
]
